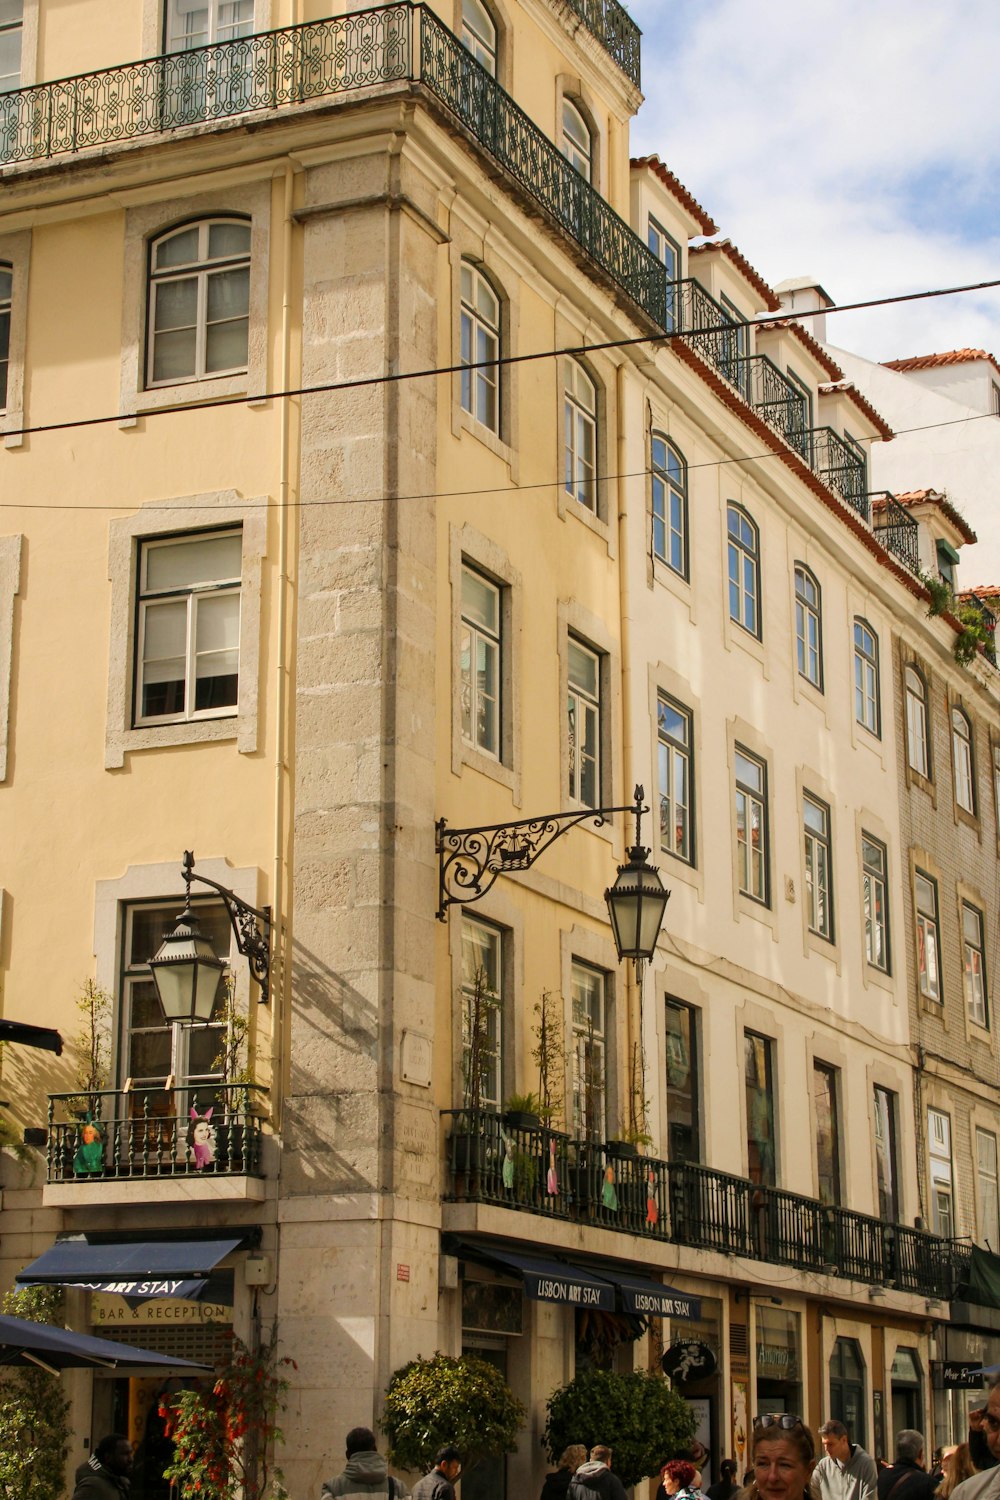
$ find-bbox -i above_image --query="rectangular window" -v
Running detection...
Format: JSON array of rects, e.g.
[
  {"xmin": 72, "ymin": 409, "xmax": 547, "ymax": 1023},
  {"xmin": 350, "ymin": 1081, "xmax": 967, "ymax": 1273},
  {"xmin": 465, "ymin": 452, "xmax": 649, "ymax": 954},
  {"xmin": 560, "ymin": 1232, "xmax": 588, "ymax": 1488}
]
[
  {"xmin": 963, "ymin": 902, "xmax": 989, "ymax": 1027},
  {"xmin": 721, "ymin": 292, "xmax": 748, "ymax": 390},
  {"xmin": 567, "ymin": 636, "xmax": 601, "ymax": 806},
  {"xmin": 803, "ymin": 794, "xmax": 833, "ymax": 940},
  {"xmin": 0, "ymin": 262, "xmax": 10, "ymax": 411},
  {"xmin": 0, "ymin": 1, "xmax": 23, "ymax": 93},
  {"xmin": 461, "ymin": 917, "xmax": 502, "ymax": 1113},
  {"xmin": 135, "ymin": 529, "xmax": 241, "ymax": 725},
  {"xmin": 928, "ymin": 1109, "xmax": 954, "ymax": 1239},
  {"xmin": 854, "ymin": 619, "xmax": 880, "ymax": 735},
  {"xmin": 862, "ymin": 834, "xmax": 890, "ymax": 972},
  {"xmin": 648, "ymin": 218, "xmax": 680, "ymax": 330},
  {"xmin": 873, "ymin": 1085, "xmax": 898, "ymax": 1222},
  {"xmin": 978, "ymin": 1129, "xmax": 1000, "ymax": 1249},
  {"xmin": 745, "ymin": 1031, "xmax": 776, "ymax": 1185},
  {"xmin": 460, "ymin": 564, "xmax": 501, "ymax": 759},
  {"xmin": 915, "ymin": 871, "xmax": 942, "ymax": 1002},
  {"xmin": 813, "ymin": 1061, "xmax": 841, "ymax": 1207},
  {"xmin": 657, "ymin": 693, "xmax": 692, "ymax": 863},
  {"xmin": 735, "ymin": 747, "xmax": 768, "ymax": 904},
  {"xmin": 571, "ymin": 961, "xmax": 606, "ymax": 1140},
  {"xmin": 665, "ymin": 999, "xmax": 699, "ymax": 1163}
]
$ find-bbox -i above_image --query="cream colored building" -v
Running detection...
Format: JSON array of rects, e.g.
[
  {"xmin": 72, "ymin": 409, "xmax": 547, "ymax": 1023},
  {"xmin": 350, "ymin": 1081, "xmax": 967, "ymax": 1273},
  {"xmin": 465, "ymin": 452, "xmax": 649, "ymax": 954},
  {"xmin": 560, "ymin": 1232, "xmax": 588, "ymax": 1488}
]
[{"xmin": 1, "ymin": 2, "xmax": 997, "ymax": 1496}]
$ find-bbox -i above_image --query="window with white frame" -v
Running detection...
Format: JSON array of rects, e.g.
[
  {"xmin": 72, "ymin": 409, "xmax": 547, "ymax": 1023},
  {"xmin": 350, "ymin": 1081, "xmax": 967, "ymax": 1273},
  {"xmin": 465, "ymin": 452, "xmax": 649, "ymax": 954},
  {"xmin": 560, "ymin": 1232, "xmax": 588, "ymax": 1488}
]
[
  {"xmin": 564, "ymin": 358, "xmax": 597, "ymax": 511},
  {"xmin": 647, "ymin": 218, "xmax": 680, "ymax": 330},
  {"xmin": 461, "ymin": 916, "xmax": 503, "ymax": 1112},
  {"xmin": 460, "ymin": 0, "xmax": 496, "ymax": 74},
  {"xmin": 977, "ymin": 1129, "xmax": 1000, "ymax": 1249},
  {"xmin": 0, "ymin": 1, "xmax": 22, "ymax": 92},
  {"xmin": 952, "ymin": 706, "xmax": 976, "ymax": 813},
  {"xmin": 927, "ymin": 1108, "xmax": 954, "ymax": 1239},
  {"xmin": 0, "ymin": 262, "xmax": 10, "ymax": 410},
  {"xmin": 727, "ymin": 504, "xmax": 760, "ymax": 638},
  {"xmin": 147, "ymin": 218, "xmax": 251, "ymax": 386},
  {"xmin": 460, "ymin": 261, "xmax": 501, "ymax": 435},
  {"xmin": 853, "ymin": 618, "xmax": 880, "ymax": 736},
  {"xmin": 873, "ymin": 1085, "xmax": 899, "ymax": 1222},
  {"xmin": 803, "ymin": 794, "xmax": 833, "ymax": 940},
  {"xmin": 135, "ymin": 529, "xmax": 241, "ymax": 725},
  {"xmin": 744, "ymin": 1030, "xmax": 776, "ymax": 1186},
  {"xmin": 652, "ymin": 435, "xmax": 687, "ymax": 577},
  {"xmin": 459, "ymin": 563, "xmax": 501, "ymax": 759},
  {"xmin": 561, "ymin": 98, "xmax": 592, "ymax": 180},
  {"xmin": 657, "ymin": 693, "xmax": 692, "ymax": 863},
  {"xmin": 905, "ymin": 666, "xmax": 930, "ymax": 778},
  {"xmin": 862, "ymin": 834, "xmax": 889, "ymax": 973},
  {"xmin": 571, "ymin": 960, "xmax": 606, "ymax": 1140},
  {"xmin": 721, "ymin": 293, "xmax": 748, "ymax": 385},
  {"xmin": 734, "ymin": 746, "xmax": 767, "ymax": 904},
  {"xmin": 794, "ymin": 564, "xmax": 822, "ymax": 688},
  {"xmin": 165, "ymin": 0, "xmax": 253, "ymax": 50},
  {"xmin": 915, "ymin": 870, "xmax": 941, "ymax": 1003},
  {"xmin": 567, "ymin": 636, "xmax": 600, "ymax": 806},
  {"xmin": 963, "ymin": 901, "xmax": 989, "ymax": 1027}
]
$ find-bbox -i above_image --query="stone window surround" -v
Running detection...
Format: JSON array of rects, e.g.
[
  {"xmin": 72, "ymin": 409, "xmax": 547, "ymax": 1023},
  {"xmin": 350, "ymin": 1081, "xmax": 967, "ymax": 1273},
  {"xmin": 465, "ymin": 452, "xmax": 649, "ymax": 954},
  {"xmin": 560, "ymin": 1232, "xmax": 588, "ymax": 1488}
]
[
  {"xmin": 555, "ymin": 347, "xmax": 612, "ymax": 536},
  {"xmin": 970, "ymin": 1105, "xmax": 1000, "ymax": 1247},
  {"xmin": 647, "ymin": 658, "xmax": 702, "ymax": 889},
  {"xmin": 1, "ymin": 230, "xmax": 30, "ymax": 449},
  {"xmin": 650, "ymin": 428, "xmax": 689, "ymax": 582},
  {"xmin": 105, "ymin": 490, "xmax": 266, "ymax": 768},
  {"xmin": 560, "ymin": 922, "xmax": 619, "ymax": 1141},
  {"xmin": 855, "ymin": 809, "xmax": 895, "ymax": 994},
  {"xmin": 910, "ymin": 850, "xmax": 945, "ymax": 1015},
  {"xmin": 867, "ymin": 1065, "xmax": 907, "ymax": 1224},
  {"xmin": 446, "ymin": 886, "xmax": 523, "ymax": 1111},
  {"xmin": 652, "ymin": 967, "xmax": 707, "ymax": 1161},
  {"xmin": 0, "ymin": 534, "xmax": 22, "ymax": 781},
  {"xmin": 95, "ymin": 856, "xmax": 257, "ymax": 1084},
  {"xmin": 957, "ymin": 878, "xmax": 992, "ymax": 1048},
  {"xmin": 118, "ymin": 180, "xmax": 270, "ymax": 424},
  {"xmin": 796, "ymin": 767, "xmax": 840, "ymax": 968},
  {"xmin": 557, "ymin": 598, "xmax": 619, "ymax": 841},
  {"xmin": 727, "ymin": 717, "xmax": 776, "ymax": 934},
  {"xmin": 949, "ymin": 696, "xmax": 979, "ymax": 827},
  {"xmin": 903, "ymin": 656, "xmax": 934, "ymax": 790},
  {"xmin": 4, "ymin": 0, "xmax": 38, "ymax": 87},
  {"xmin": 140, "ymin": 0, "xmax": 272, "ymax": 60},
  {"xmin": 736, "ymin": 995, "xmax": 785, "ymax": 1187},
  {"xmin": 451, "ymin": 0, "xmax": 512, "ymax": 91},
  {"xmin": 805, "ymin": 1035, "xmax": 850, "ymax": 1206},
  {"xmin": 555, "ymin": 74, "xmax": 604, "ymax": 197},
  {"xmin": 449, "ymin": 228, "xmax": 519, "ymax": 474},
  {"xmin": 450, "ymin": 521, "xmax": 522, "ymax": 803}
]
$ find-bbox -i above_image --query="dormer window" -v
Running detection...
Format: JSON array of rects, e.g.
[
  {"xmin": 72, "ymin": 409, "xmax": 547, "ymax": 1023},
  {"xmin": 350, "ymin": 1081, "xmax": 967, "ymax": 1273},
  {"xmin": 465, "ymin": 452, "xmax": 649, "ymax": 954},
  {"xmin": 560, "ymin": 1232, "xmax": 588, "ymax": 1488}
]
[
  {"xmin": 461, "ymin": 0, "xmax": 497, "ymax": 75},
  {"xmin": 561, "ymin": 98, "xmax": 592, "ymax": 182},
  {"xmin": 936, "ymin": 539, "xmax": 959, "ymax": 593}
]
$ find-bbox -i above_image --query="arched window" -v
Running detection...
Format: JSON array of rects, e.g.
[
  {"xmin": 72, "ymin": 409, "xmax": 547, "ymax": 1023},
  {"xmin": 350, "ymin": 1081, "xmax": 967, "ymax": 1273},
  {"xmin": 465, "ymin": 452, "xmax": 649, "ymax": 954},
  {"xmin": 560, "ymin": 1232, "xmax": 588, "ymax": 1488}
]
[
  {"xmin": 727, "ymin": 504, "xmax": 760, "ymax": 638},
  {"xmin": 0, "ymin": 262, "xmax": 11, "ymax": 411},
  {"xmin": 952, "ymin": 706, "xmax": 976, "ymax": 813},
  {"xmin": 461, "ymin": 0, "xmax": 497, "ymax": 75},
  {"xmin": 561, "ymin": 98, "xmax": 592, "ymax": 181},
  {"xmin": 793, "ymin": 565, "xmax": 822, "ymax": 687},
  {"xmin": 853, "ymin": 618, "xmax": 880, "ymax": 736},
  {"xmin": 147, "ymin": 218, "xmax": 251, "ymax": 386},
  {"xmin": 460, "ymin": 262, "xmax": 501, "ymax": 435},
  {"xmin": 904, "ymin": 666, "xmax": 930, "ymax": 777},
  {"xmin": 652, "ymin": 435, "xmax": 687, "ymax": 578},
  {"xmin": 564, "ymin": 358, "xmax": 597, "ymax": 511}
]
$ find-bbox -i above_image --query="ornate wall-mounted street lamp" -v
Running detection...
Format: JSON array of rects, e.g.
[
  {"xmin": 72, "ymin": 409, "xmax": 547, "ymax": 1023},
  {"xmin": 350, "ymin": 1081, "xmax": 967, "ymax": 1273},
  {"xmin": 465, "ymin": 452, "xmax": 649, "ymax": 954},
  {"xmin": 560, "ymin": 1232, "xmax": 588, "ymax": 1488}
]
[
  {"xmin": 436, "ymin": 786, "xmax": 670, "ymax": 966},
  {"xmin": 148, "ymin": 851, "xmax": 272, "ymax": 1021}
]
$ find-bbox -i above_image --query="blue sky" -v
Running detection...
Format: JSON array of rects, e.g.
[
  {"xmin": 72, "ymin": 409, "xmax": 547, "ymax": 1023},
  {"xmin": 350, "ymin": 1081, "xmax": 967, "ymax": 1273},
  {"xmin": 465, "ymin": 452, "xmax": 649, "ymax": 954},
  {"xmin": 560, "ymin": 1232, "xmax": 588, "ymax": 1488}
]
[{"xmin": 625, "ymin": 0, "xmax": 1000, "ymax": 363}]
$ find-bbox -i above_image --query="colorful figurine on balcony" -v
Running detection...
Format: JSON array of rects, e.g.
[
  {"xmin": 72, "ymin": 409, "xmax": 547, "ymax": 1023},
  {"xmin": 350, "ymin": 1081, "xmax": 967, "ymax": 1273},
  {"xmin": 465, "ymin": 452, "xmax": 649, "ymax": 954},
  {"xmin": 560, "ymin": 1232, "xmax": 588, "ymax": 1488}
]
[
  {"xmin": 546, "ymin": 1138, "xmax": 558, "ymax": 1196},
  {"xmin": 501, "ymin": 1129, "xmax": 515, "ymax": 1190},
  {"xmin": 188, "ymin": 1107, "xmax": 217, "ymax": 1170},
  {"xmin": 73, "ymin": 1114, "xmax": 104, "ymax": 1176},
  {"xmin": 601, "ymin": 1161, "xmax": 618, "ymax": 1212},
  {"xmin": 646, "ymin": 1166, "xmax": 658, "ymax": 1225}
]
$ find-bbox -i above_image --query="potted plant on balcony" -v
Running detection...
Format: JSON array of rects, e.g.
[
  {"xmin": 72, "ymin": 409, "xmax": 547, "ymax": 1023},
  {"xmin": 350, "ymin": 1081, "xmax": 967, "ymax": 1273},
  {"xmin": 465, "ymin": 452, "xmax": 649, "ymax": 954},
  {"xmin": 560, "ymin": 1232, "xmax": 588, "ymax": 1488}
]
[
  {"xmin": 532, "ymin": 988, "xmax": 566, "ymax": 1129},
  {"xmin": 58, "ymin": 978, "xmax": 112, "ymax": 1179},
  {"xmin": 502, "ymin": 1090, "xmax": 542, "ymax": 1131}
]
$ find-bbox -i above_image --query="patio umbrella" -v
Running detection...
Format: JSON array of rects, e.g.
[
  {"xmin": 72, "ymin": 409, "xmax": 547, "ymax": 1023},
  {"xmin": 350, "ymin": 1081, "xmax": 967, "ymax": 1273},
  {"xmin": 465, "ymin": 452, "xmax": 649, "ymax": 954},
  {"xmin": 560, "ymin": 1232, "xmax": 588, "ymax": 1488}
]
[{"xmin": 0, "ymin": 1315, "xmax": 210, "ymax": 1377}]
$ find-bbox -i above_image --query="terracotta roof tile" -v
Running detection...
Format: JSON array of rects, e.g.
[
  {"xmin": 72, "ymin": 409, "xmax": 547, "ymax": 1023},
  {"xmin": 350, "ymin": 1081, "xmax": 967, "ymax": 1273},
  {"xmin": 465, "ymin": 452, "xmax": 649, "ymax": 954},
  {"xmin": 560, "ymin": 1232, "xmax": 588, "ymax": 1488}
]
[
  {"xmin": 756, "ymin": 317, "xmax": 845, "ymax": 381},
  {"xmin": 818, "ymin": 380, "xmax": 894, "ymax": 441},
  {"xmin": 629, "ymin": 155, "xmax": 718, "ymax": 235},
  {"xmin": 689, "ymin": 239, "xmax": 782, "ymax": 311},
  {"xmin": 889, "ymin": 488, "xmax": 977, "ymax": 544},
  {"xmin": 883, "ymin": 348, "xmax": 1000, "ymax": 379}
]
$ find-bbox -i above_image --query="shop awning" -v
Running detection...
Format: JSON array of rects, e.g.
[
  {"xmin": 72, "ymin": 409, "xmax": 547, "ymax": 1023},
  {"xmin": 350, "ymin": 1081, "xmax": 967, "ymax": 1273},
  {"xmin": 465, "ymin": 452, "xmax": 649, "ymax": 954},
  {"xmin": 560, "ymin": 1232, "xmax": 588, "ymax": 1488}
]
[
  {"xmin": 600, "ymin": 1269, "xmax": 701, "ymax": 1321},
  {"xmin": 16, "ymin": 1237, "xmax": 241, "ymax": 1301},
  {"xmin": 455, "ymin": 1243, "xmax": 616, "ymax": 1310},
  {"xmin": 957, "ymin": 1246, "xmax": 1000, "ymax": 1312},
  {"xmin": 0, "ymin": 1018, "xmax": 63, "ymax": 1055}
]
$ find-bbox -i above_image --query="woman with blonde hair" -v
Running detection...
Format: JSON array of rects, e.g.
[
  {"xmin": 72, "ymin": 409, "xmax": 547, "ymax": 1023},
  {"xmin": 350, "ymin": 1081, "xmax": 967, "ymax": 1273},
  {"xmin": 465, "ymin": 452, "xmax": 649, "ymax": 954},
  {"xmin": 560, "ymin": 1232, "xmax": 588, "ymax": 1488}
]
[
  {"xmin": 936, "ymin": 1444, "xmax": 975, "ymax": 1500},
  {"xmin": 541, "ymin": 1444, "xmax": 589, "ymax": 1500}
]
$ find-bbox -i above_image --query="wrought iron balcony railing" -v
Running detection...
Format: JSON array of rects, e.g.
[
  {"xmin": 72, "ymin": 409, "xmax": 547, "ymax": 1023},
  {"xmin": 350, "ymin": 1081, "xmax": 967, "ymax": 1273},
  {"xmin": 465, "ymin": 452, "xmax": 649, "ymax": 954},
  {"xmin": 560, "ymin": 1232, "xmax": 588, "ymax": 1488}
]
[
  {"xmin": 443, "ymin": 1113, "xmax": 969, "ymax": 1301},
  {"xmin": 739, "ymin": 354, "xmax": 810, "ymax": 462},
  {"xmin": 870, "ymin": 491, "xmax": 921, "ymax": 576},
  {"xmin": 810, "ymin": 427, "xmax": 869, "ymax": 521},
  {"xmin": 963, "ymin": 590, "xmax": 998, "ymax": 664},
  {"xmin": 560, "ymin": 0, "xmax": 641, "ymax": 88},
  {"xmin": 46, "ymin": 1083, "xmax": 267, "ymax": 1182},
  {"xmin": 671, "ymin": 278, "xmax": 748, "ymax": 394}
]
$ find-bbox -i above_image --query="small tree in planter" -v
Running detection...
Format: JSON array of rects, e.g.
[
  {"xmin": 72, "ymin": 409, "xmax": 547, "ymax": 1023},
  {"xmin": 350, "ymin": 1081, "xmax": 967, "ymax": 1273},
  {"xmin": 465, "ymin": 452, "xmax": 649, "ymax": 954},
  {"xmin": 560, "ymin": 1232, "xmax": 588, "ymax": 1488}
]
[
  {"xmin": 381, "ymin": 1353, "xmax": 525, "ymax": 1476},
  {"xmin": 67, "ymin": 978, "xmax": 113, "ymax": 1117},
  {"xmin": 0, "ymin": 1286, "xmax": 70, "ymax": 1500},
  {"xmin": 544, "ymin": 1369, "xmax": 695, "ymax": 1489},
  {"xmin": 532, "ymin": 989, "xmax": 567, "ymax": 1128},
  {"xmin": 209, "ymin": 976, "xmax": 257, "ymax": 1169}
]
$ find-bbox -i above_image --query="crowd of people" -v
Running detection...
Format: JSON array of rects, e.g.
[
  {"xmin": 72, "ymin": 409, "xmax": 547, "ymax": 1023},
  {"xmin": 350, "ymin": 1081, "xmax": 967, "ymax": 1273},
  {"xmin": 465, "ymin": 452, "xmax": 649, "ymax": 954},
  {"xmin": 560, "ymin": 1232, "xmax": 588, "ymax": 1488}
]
[{"xmin": 69, "ymin": 1382, "xmax": 1000, "ymax": 1500}]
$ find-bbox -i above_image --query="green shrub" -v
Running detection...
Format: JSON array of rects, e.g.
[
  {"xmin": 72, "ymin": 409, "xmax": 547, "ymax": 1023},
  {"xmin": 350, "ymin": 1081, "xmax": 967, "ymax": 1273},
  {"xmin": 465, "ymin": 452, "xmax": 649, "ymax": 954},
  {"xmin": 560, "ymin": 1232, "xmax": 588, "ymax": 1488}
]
[
  {"xmin": 0, "ymin": 1287, "xmax": 70, "ymax": 1500},
  {"xmin": 381, "ymin": 1352, "xmax": 525, "ymax": 1474},
  {"xmin": 543, "ymin": 1368, "xmax": 695, "ymax": 1489}
]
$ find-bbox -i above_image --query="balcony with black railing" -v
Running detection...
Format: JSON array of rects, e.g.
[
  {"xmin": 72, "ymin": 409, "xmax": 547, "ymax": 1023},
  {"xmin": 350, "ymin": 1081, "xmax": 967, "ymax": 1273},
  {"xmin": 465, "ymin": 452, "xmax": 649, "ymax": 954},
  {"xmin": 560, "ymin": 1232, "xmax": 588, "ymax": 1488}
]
[
  {"xmin": 443, "ymin": 1110, "xmax": 970, "ymax": 1301},
  {"xmin": 870, "ymin": 491, "xmax": 921, "ymax": 576},
  {"xmin": 560, "ymin": 0, "xmax": 641, "ymax": 88},
  {"xmin": 810, "ymin": 428, "xmax": 869, "ymax": 521}
]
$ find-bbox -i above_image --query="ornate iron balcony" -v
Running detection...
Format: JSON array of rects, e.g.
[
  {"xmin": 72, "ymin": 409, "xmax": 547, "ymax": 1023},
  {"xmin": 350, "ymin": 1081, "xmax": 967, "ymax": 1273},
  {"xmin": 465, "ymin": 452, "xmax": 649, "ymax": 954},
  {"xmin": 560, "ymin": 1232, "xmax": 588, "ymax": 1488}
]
[
  {"xmin": 671, "ymin": 278, "xmax": 748, "ymax": 394},
  {"xmin": 740, "ymin": 354, "xmax": 810, "ymax": 462},
  {"xmin": 810, "ymin": 427, "xmax": 869, "ymax": 521},
  {"xmin": 45, "ymin": 1083, "xmax": 267, "ymax": 1182},
  {"xmin": 559, "ymin": 0, "xmax": 641, "ymax": 88},
  {"xmin": 870, "ymin": 490, "xmax": 921, "ymax": 576}
]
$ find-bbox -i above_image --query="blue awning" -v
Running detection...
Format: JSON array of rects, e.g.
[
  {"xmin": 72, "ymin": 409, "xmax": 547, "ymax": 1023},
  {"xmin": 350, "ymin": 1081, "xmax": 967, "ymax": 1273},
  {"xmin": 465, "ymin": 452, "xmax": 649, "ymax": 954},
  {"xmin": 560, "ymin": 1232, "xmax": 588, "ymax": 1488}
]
[
  {"xmin": 457, "ymin": 1243, "xmax": 616, "ymax": 1310},
  {"xmin": 16, "ymin": 1237, "xmax": 241, "ymax": 1301},
  {"xmin": 605, "ymin": 1270, "xmax": 701, "ymax": 1321}
]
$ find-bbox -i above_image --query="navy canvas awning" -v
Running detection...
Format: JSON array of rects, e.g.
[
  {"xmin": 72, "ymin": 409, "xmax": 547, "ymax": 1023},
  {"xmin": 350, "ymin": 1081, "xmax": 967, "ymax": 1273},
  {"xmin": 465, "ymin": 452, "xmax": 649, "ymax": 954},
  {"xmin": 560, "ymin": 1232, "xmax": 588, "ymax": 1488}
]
[
  {"xmin": 0, "ymin": 1019, "xmax": 62, "ymax": 1055},
  {"xmin": 456, "ymin": 1243, "xmax": 616, "ymax": 1310},
  {"xmin": 16, "ymin": 1237, "xmax": 241, "ymax": 1301},
  {"xmin": 0, "ymin": 1314, "xmax": 210, "ymax": 1373},
  {"xmin": 603, "ymin": 1270, "xmax": 701, "ymax": 1321}
]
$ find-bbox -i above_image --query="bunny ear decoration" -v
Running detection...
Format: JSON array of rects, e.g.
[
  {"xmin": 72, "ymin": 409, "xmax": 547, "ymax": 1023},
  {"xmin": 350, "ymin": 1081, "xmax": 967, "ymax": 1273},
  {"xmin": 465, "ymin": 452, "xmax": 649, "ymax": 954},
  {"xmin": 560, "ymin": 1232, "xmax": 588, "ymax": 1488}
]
[
  {"xmin": 203, "ymin": 1108, "xmax": 213, "ymax": 1121},
  {"xmin": 190, "ymin": 1107, "xmax": 199, "ymax": 1120}
]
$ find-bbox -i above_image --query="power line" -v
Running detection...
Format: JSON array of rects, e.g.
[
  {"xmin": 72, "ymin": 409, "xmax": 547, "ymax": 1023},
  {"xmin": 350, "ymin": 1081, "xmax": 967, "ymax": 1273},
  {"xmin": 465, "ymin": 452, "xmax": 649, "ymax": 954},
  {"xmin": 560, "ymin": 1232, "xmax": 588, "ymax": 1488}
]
[{"xmin": 4, "ymin": 276, "xmax": 1000, "ymax": 444}]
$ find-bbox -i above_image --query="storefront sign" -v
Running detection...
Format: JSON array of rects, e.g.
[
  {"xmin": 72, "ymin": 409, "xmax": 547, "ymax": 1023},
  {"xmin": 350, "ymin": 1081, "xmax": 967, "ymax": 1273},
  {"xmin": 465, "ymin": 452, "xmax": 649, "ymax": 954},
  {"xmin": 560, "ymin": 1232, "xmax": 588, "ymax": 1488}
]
[
  {"xmin": 92, "ymin": 1295, "xmax": 233, "ymax": 1327},
  {"xmin": 521, "ymin": 1269, "xmax": 613, "ymax": 1309},
  {"xmin": 662, "ymin": 1340, "xmax": 718, "ymax": 1381},
  {"xmin": 77, "ymin": 1278, "xmax": 205, "ymax": 1300},
  {"xmin": 937, "ymin": 1361, "xmax": 986, "ymax": 1388}
]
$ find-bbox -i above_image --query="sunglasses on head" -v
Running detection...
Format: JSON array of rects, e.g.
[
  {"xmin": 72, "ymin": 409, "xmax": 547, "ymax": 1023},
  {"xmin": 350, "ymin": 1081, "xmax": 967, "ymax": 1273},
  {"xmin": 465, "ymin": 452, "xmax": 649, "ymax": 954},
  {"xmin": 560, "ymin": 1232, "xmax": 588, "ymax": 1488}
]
[{"xmin": 754, "ymin": 1415, "xmax": 803, "ymax": 1432}]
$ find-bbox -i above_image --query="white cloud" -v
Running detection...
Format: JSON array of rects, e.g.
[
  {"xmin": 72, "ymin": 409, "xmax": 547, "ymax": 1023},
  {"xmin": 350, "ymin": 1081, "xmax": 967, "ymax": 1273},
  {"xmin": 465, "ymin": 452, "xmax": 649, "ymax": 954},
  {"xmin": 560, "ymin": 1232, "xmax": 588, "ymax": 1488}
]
[{"xmin": 625, "ymin": 0, "xmax": 1000, "ymax": 361}]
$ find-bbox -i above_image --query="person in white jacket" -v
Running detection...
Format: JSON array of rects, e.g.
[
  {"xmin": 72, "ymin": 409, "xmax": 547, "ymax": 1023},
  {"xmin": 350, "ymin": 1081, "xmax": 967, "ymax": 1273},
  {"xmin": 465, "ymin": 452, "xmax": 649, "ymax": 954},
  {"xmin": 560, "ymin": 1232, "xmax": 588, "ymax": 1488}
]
[
  {"xmin": 814, "ymin": 1420, "xmax": 877, "ymax": 1500},
  {"xmin": 321, "ymin": 1426, "xmax": 409, "ymax": 1500}
]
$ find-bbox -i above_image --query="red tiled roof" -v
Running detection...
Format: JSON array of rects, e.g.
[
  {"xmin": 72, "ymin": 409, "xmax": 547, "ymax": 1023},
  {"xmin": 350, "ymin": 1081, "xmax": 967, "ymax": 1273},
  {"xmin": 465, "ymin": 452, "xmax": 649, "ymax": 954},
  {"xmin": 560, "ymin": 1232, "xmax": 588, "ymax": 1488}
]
[
  {"xmin": 756, "ymin": 317, "xmax": 845, "ymax": 381},
  {"xmin": 892, "ymin": 489, "xmax": 977, "ymax": 544},
  {"xmin": 883, "ymin": 348, "xmax": 1000, "ymax": 379},
  {"xmin": 818, "ymin": 380, "xmax": 894, "ymax": 442},
  {"xmin": 629, "ymin": 155, "xmax": 718, "ymax": 235},
  {"xmin": 689, "ymin": 240, "xmax": 782, "ymax": 311}
]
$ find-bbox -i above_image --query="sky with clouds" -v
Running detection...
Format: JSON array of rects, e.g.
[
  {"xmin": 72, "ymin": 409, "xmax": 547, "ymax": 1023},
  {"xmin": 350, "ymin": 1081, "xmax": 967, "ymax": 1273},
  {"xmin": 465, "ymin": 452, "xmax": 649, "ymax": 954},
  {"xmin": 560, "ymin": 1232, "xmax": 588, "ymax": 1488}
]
[{"xmin": 625, "ymin": 0, "xmax": 1000, "ymax": 364}]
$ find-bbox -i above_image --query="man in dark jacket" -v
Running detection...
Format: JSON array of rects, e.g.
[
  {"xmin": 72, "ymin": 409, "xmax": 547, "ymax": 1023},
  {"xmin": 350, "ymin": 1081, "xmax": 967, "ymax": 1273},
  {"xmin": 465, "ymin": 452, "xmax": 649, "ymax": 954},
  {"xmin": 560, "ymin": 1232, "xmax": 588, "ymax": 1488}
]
[
  {"xmin": 567, "ymin": 1446, "xmax": 628, "ymax": 1500},
  {"xmin": 71, "ymin": 1434, "xmax": 133, "ymax": 1500},
  {"xmin": 876, "ymin": 1431, "xmax": 938, "ymax": 1500},
  {"xmin": 321, "ymin": 1426, "xmax": 408, "ymax": 1498},
  {"xmin": 411, "ymin": 1446, "xmax": 462, "ymax": 1500}
]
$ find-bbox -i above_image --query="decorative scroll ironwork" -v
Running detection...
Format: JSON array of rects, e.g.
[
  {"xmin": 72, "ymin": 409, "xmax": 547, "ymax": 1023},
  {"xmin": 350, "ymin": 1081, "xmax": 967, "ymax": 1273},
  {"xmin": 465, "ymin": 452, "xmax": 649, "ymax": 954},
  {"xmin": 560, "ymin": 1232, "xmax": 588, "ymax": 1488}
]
[
  {"xmin": 436, "ymin": 790, "xmax": 646, "ymax": 918},
  {"xmin": 182, "ymin": 851, "xmax": 272, "ymax": 1003},
  {"xmin": 810, "ymin": 427, "xmax": 869, "ymax": 521},
  {"xmin": 560, "ymin": 0, "xmax": 642, "ymax": 88},
  {"xmin": 741, "ymin": 353, "xmax": 810, "ymax": 460},
  {"xmin": 870, "ymin": 490, "xmax": 920, "ymax": 575},
  {"xmin": 670, "ymin": 279, "xmax": 749, "ymax": 396}
]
